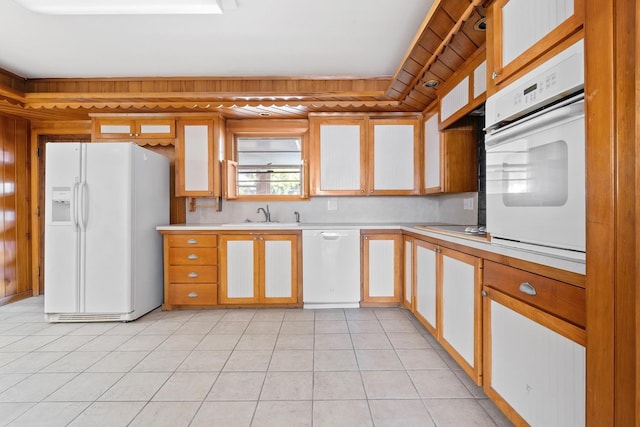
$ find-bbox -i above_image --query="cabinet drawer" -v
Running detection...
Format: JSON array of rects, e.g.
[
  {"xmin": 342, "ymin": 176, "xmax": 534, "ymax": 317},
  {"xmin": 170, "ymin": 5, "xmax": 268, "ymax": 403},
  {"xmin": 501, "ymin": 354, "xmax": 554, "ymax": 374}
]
[
  {"xmin": 167, "ymin": 283, "xmax": 217, "ymax": 306},
  {"xmin": 167, "ymin": 235, "xmax": 217, "ymax": 248},
  {"xmin": 168, "ymin": 265, "xmax": 218, "ymax": 283},
  {"xmin": 484, "ymin": 261, "xmax": 585, "ymax": 328},
  {"xmin": 168, "ymin": 248, "xmax": 218, "ymax": 265}
]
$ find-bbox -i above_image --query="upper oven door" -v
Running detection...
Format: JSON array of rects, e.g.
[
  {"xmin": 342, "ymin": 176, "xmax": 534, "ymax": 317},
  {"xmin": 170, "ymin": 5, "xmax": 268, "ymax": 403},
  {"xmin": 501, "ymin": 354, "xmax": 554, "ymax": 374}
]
[{"xmin": 485, "ymin": 96, "xmax": 585, "ymax": 255}]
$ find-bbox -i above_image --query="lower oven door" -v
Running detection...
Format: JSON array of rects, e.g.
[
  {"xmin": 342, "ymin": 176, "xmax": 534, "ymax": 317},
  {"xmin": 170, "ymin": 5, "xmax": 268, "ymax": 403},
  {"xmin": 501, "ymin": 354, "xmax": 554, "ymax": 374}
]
[{"xmin": 485, "ymin": 95, "xmax": 585, "ymax": 259}]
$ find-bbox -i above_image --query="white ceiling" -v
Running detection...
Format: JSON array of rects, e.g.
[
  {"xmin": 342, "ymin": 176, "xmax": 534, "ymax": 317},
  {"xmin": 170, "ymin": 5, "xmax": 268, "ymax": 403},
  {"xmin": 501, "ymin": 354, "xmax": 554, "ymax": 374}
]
[{"xmin": 0, "ymin": 0, "xmax": 433, "ymax": 79}]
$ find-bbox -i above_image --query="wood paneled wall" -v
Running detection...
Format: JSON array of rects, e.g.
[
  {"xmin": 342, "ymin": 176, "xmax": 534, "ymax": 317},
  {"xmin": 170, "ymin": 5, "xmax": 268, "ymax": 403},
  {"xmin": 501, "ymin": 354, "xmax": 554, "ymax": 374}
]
[{"xmin": 0, "ymin": 114, "xmax": 31, "ymax": 305}]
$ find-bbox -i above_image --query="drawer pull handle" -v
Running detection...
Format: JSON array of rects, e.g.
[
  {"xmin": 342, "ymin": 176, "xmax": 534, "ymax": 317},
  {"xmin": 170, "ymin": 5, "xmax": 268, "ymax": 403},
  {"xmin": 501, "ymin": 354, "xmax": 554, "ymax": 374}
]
[
  {"xmin": 519, "ymin": 282, "xmax": 537, "ymax": 296},
  {"xmin": 188, "ymin": 272, "xmax": 199, "ymax": 278},
  {"xmin": 187, "ymin": 291, "xmax": 199, "ymax": 298},
  {"xmin": 187, "ymin": 254, "xmax": 199, "ymax": 260},
  {"xmin": 187, "ymin": 239, "xmax": 198, "ymax": 244}
]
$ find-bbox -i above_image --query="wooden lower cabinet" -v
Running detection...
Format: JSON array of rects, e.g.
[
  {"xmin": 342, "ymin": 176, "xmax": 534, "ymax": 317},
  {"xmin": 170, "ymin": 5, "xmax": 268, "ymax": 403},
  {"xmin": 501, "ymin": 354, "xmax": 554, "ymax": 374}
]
[
  {"xmin": 482, "ymin": 261, "xmax": 586, "ymax": 426},
  {"xmin": 402, "ymin": 236, "xmax": 414, "ymax": 310},
  {"xmin": 413, "ymin": 239, "xmax": 438, "ymax": 336},
  {"xmin": 439, "ymin": 247, "xmax": 482, "ymax": 385},
  {"xmin": 361, "ymin": 231, "xmax": 402, "ymax": 305},
  {"xmin": 162, "ymin": 232, "xmax": 218, "ymax": 310},
  {"xmin": 219, "ymin": 233, "xmax": 300, "ymax": 305}
]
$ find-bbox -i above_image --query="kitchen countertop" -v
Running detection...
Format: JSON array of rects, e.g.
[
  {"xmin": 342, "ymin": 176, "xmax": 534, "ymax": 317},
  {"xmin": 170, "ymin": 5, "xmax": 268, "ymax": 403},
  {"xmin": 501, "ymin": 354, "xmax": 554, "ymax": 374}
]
[{"xmin": 157, "ymin": 222, "xmax": 586, "ymax": 275}]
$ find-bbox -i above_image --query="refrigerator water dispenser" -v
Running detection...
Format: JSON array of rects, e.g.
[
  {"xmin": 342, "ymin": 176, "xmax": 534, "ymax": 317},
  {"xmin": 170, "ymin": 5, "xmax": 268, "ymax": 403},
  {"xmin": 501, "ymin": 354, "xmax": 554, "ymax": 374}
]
[{"xmin": 51, "ymin": 187, "xmax": 71, "ymax": 222}]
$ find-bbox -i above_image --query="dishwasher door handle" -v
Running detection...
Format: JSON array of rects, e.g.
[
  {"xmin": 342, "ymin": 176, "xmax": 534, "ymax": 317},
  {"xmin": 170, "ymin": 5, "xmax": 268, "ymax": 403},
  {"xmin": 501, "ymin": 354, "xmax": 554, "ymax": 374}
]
[{"xmin": 321, "ymin": 232, "xmax": 346, "ymax": 240}]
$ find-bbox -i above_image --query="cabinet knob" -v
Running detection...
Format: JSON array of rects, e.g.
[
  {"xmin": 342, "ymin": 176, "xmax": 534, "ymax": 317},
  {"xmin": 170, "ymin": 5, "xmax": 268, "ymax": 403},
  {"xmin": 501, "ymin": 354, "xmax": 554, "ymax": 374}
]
[
  {"xmin": 491, "ymin": 71, "xmax": 499, "ymax": 80},
  {"xmin": 188, "ymin": 272, "xmax": 199, "ymax": 278},
  {"xmin": 434, "ymin": 248, "xmax": 441, "ymax": 253},
  {"xmin": 481, "ymin": 290, "xmax": 487, "ymax": 297},
  {"xmin": 518, "ymin": 282, "xmax": 537, "ymax": 296},
  {"xmin": 187, "ymin": 291, "xmax": 199, "ymax": 298},
  {"xmin": 187, "ymin": 239, "xmax": 198, "ymax": 244},
  {"xmin": 187, "ymin": 254, "xmax": 199, "ymax": 260}
]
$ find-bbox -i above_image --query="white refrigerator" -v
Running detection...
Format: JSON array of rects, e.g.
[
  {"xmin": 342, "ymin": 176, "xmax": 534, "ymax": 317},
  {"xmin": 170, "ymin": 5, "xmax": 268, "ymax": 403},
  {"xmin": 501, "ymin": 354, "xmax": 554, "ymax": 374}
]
[{"xmin": 44, "ymin": 142, "xmax": 169, "ymax": 322}]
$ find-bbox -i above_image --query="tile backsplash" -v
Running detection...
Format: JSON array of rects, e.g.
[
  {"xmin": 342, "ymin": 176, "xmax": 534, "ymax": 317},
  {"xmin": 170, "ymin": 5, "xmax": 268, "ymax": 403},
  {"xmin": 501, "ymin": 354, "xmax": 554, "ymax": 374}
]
[{"xmin": 185, "ymin": 194, "xmax": 478, "ymax": 225}]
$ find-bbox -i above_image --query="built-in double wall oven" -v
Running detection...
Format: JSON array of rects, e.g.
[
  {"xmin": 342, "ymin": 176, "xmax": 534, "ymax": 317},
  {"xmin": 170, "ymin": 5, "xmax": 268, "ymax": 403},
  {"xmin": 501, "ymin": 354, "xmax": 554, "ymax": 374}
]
[{"xmin": 485, "ymin": 39, "xmax": 585, "ymax": 262}]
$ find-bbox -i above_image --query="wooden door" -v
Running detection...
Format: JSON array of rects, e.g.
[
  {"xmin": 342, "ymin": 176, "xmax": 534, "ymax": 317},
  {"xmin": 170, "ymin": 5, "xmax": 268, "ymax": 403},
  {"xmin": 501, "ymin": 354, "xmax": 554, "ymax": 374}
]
[
  {"xmin": 414, "ymin": 239, "xmax": 438, "ymax": 336},
  {"xmin": 362, "ymin": 232, "xmax": 402, "ymax": 304},
  {"xmin": 261, "ymin": 234, "xmax": 298, "ymax": 304},
  {"xmin": 219, "ymin": 234, "xmax": 259, "ymax": 304}
]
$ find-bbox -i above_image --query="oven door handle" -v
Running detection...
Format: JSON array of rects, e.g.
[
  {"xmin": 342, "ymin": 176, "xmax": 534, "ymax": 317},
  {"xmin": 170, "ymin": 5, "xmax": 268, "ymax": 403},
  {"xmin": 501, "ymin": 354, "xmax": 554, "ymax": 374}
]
[{"xmin": 486, "ymin": 98, "xmax": 584, "ymax": 147}]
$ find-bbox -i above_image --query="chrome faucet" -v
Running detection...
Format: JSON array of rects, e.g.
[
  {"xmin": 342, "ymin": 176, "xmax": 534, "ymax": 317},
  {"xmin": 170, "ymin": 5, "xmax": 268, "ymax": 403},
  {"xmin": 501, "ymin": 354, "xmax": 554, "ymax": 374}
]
[{"xmin": 257, "ymin": 205, "xmax": 271, "ymax": 222}]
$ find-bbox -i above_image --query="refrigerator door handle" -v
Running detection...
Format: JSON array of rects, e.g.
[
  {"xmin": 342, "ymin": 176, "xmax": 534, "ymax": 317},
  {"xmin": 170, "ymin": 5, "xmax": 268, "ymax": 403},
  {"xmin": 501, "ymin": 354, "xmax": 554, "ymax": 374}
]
[
  {"xmin": 79, "ymin": 181, "xmax": 89, "ymax": 231},
  {"xmin": 71, "ymin": 180, "xmax": 80, "ymax": 230}
]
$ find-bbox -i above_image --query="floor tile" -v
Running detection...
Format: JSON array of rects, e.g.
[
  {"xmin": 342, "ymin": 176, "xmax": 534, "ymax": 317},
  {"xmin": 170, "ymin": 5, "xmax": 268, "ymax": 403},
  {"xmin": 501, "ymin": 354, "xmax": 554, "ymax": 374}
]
[
  {"xmin": 98, "ymin": 372, "xmax": 170, "ymax": 401},
  {"xmin": 279, "ymin": 321, "xmax": 314, "ymax": 335},
  {"xmin": 314, "ymin": 309, "xmax": 345, "ymax": 321},
  {"xmin": 211, "ymin": 321, "xmax": 249, "ymax": 334},
  {"xmin": 235, "ymin": 334, "xmax": 277, "ymax": 350},
  {"xmin": 128, "ymin": 401, "xmax": 200, "ymax": 427},
  {"xmin": 356, "ymin": 349, "xmax": 404, "ymax": 370},
  {"xmin": 252, "ymin": 400, "xmax": 312, "ymax": 427},
  {"xmin": 40, "ymin": 351, "xmax": 108, "ymax": 373},
  {"xmin": 7, "ymin": 401, "xmax": 90, "ymax": 427},
  {"xmin": 46, "ymin": 372, "xmax": 124, "ymax": 402},
  {"xmin": 68, "ymin": 323, "xmax": 117, "ymax": 336},
  {"xmin": 190, "ymin": 401, "xmax": 256, "ymax": 427},
  {"xmin": 245, "ymin": 321, "xmax": 282, "ymax": 335},
  {"xmin": 313, "ymin": 350, "xmax": 358, "ymax": 371},
  {"xmin": 260, "ymin": 371, "xmax": 313, "ymax": 400},
  {"xmin": 77, "ymin": 335, "xmax": 132, "ymax": 352},
  {"xmin": 0, "ymin": 335, "xmax": 59, "ymax": 352},
  {"xmin": 206, "ymin": 372, "xmax": 265, "ymax": 401},
  {"xmin": 347, "ymin": 320, "xmax": 384, "ymax": 334},
  {"xmin": 174, "ymin": 321, "xmax": 215, "ymax": 335},
  {"xmin": 86, "ymin": 351, "xmax": 149, "ymax": 373},
  {"xmin": 196, "ymin": 333, "xmax": 241, "ymax": 350},
  {"xmin": 409, "ymin": 369, "xmax": 472, "ymax": 398},
  {"xmin": 313, "ymin": 371, "xmax": 366, "ymax": 400},
  {"xmin": 155, "ymin": 334, "xmax": 203, "ymax": 351},
  {"xmin": 0, "ymin": 373, "xmax": 30, "ymax": 394},
  {"xmin": 351, "ymin": 333, "xmax": 392, "ymax": 350},
  {"xmin": 222, "ymin": 310, "xmax": 256, "ymax": 321},
  {"xmin": 152, "ymin": 372, "xmax": 218, "ymax": 401},
  {"xmin": 138, "ymin": 321, "xmax": 184, "ymax": 335},
  {"xmin": 223, "ymin": 350, "xmax": 272, "ymax": 372},
  {"xmin": 252, "ymin": 310, "xmax": 286, "ymax": 321},
  {"xmin": 67, "ymin": 401, "xmax": 145, "ymax": 427},
  {"xmin": 177, "ymin": 350, "xmax": 230, "ymax": 372},
  {"xmin": 345, "ymin": 309, "xmax": 377, "ymax": 321},
  {"xmin": 387, "ymin": 332, "xmax": 431, "ymax": 349},
  {"xmin": 132, "ymin": 350, "xmax": 190, "ymax": 372},
  {"xmin": 0, "ymin": 372, "xmax": 77, "ymax": 402},
  {"xmin": 424, "ymin": 398, "xmax": 497, "ymax": 427},
  {"xmin": 312, "ymin": 400, "xmax": 372, "ymax": 427},
  {"xmin": 102, "ymin": 322, "xmax": 151, "ymax": 336},
  {"xmin": 274, "ymin": 334, "xmax": 314, "ymax": 350},
  {"xmin": 268, "ymin": 350, "xmax": 313, "ymax": 371},
  {"xmin": 315, "ymin": 320, "xmax": 349, "ymax": 334},
  {"xmin": 37, "ymin": 335, "xmax": 96, "ymax": 352},
  {"xmin": 380, "ymin": 318, "xmax": 418, "ymax": 333},
  {"xmin": 396, "ymin": 348, "xmax": 447, "ymax": 369},
  {"xmin": 283, "ymin": 310, "xmax": 315, "ymax": 321},
  {"xmin": 369, "ymin": 399, "xmax": 435, "ymax": 427},
  {"xmin": 117, "ymin": 334, "xmax": 168, "ymax": 351},
  {"xmin": 0, "ymin": 402, "xmax": 35, "ymax": 426},
  {"xmin": 454, "ymin": 368, "xmax": 486, "ymax": 398},
  {"xmin": 313, "ymin": 334, "xmax": 352, "ymax": 350},
  {"xmin": 478, "ymin": 398, "xmax": 515, "ymax": 427},
  {"xmin": 374, "ymin": 309, "xmax": 409, "ymax": 320},
  {"xmin": 361, "ymin": 370, "xmax": 419, "ymax": 399},
  {"xmin": 0, "ymin": 351, "xmax": 65, "ymax": 374}
]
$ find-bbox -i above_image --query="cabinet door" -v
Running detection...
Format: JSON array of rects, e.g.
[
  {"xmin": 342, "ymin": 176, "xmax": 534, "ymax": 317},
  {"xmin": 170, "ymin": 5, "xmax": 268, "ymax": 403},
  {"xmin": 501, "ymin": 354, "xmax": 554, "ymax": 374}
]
[
  {"xmin": 262, "ymin": 235, "xmax": 298, "ymax": 304},
  {"xmin": 490, "ymin": 0, "xmax": 583, "ymax": 86},
  {"xmin": 441, "ymin": 126, "xmax": 478, "ymax": 193},
  {"xmin": 175, "ymin": 119, "xmax": 217, "ymax": 197},
  {"xmin": 423, "ymin": 112, "xmax": 441, "ymax": 193},
  {"xmin": 136, "ymin": 119, "xmax": 175, "ymax": 138},
  {"xmin": 219, "ymin": 235, "xmax": 259, "ymax": 304},
  {"xmin": 487, "ymin": 296, "xmax": 585, "ymax": 426},
  {"xmin": 311, "ymin": 119, "xmax": 366, "ymax": 195},
  {"xmin": 402, "ymin": 236, "xmax": 413, "ymax": 310},
  {"xmin": 440, "ymin": 248, "xmax": 482, "ymax": 383},
  {"xmin": 414, "ymin": 240, "xmax": 438, "ymax": 335},
  {"xmin": 362, "ymin": 233, "xmax": 402, "ymax": 304},
  {"xmin": 369, "ymin": 120, "xmax": 419, "ymax": 194}
]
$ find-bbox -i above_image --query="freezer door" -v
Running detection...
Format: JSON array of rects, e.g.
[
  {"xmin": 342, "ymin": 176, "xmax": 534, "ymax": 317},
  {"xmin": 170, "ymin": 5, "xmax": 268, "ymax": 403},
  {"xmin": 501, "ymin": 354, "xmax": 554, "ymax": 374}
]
[
  {"xmin": 44, "ymin": 143, "xmax": 82, "ymax": 313},
  {"xmin": 82, "ymin": 143, "xmax": 133, "ymax": 313}
]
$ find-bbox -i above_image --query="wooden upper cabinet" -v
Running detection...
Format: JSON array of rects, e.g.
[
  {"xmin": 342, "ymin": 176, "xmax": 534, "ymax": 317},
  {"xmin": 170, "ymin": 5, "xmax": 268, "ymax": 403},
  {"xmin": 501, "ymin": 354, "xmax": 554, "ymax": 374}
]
[
  {"xmin": 93, "ymin": 117, "xmax": 175, "ymax": 140},
  {"xmin": 488, "ymin": 0, "xmax": 584, "ymax": 91},
  {"xmin": 423, "ymin": 113, "xmax": 478, "ymax": 195},
  {"xmin": 175, "ymin": 118, "xmax": 220, "ymax": 198},
  {"xmin": 310, "ymin": 117, "xmax": 366, "ymax": 195},
  {"xmin": 368, "ymin": 119, "xmax": 420, "ymax": 195},
  {"xmin": 310, "ymin": 116, "xmax": 420, "ymax": 196}
]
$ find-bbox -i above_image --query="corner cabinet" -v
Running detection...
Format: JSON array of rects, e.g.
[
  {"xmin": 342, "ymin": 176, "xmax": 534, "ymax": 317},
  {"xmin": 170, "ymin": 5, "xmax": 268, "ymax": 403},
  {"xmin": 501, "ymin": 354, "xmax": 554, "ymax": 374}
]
[
  {"xmin": 361, "ymin": 231, "xmax": 402, "ymax": 305},
  {"xmin": 423, "ymin": 112, "xmax": 478, "ymax": 194},
  {"xmin": 219, "ymin": 233, "xmax": 300, "ymax": 305},
  {"xmin": 175, "ymin": 118, "xmax": 221, "ymax": 198},
  {"xmin": 310, "ymin": 116, "xmax": 420, "ymax": 196},
  {"xmin": 482, "ymin": 261, "xmax": 585, "ymax": 426}
]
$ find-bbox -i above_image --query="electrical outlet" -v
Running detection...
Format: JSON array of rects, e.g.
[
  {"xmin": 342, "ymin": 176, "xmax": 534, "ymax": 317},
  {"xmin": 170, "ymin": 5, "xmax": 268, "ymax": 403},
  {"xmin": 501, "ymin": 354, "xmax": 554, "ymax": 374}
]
[
  {"xmin": 327, "ymin": 199, "xmax": 338, "ymax": 211},
  {"xmin": 463, "ymin": 198, "xmax": 474, "ymax": 210}
]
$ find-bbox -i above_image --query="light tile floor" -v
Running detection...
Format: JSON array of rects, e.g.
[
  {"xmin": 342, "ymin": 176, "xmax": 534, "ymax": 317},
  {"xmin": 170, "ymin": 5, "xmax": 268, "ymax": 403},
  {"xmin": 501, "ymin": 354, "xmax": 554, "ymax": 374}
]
[{"xmin": 0, "ymin": 296, "xmax": 513, "ymax": 426}]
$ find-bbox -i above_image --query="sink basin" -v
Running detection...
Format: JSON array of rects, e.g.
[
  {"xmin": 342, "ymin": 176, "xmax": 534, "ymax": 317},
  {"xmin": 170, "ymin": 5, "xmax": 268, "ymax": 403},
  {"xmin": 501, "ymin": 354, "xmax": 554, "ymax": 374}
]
[{"xmin": 221, "ymin": 222, "xmax": 301, "ymax": 227}]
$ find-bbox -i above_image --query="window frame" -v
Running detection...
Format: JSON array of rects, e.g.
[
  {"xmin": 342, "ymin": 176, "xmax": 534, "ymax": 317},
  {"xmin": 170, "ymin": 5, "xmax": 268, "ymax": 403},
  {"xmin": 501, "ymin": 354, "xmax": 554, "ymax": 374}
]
[{"xmin": 225, "ymin": 119, "xmax": 310, "ymax": 201}]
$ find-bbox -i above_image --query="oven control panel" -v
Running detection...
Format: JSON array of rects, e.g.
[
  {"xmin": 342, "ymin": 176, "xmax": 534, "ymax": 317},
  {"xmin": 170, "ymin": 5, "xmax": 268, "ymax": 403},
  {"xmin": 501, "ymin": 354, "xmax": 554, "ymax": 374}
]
[{"xmin": 486, "ymin": 39, "xmax": 584, "ymax": 130}]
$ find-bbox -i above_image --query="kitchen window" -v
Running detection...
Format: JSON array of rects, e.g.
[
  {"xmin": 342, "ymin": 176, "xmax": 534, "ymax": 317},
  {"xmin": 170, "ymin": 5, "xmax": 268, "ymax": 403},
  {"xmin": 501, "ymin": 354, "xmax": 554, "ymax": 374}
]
[{"xmin": 224, "ymin": 120, "xmax": 309, "ymax": 200}]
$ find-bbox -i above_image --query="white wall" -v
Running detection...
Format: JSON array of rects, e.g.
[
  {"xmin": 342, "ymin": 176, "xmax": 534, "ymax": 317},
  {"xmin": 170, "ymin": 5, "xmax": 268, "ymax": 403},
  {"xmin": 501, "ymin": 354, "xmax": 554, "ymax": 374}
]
[{"xmin": 186, "ymin": 193, "xmax": 478, "ymax": 225}]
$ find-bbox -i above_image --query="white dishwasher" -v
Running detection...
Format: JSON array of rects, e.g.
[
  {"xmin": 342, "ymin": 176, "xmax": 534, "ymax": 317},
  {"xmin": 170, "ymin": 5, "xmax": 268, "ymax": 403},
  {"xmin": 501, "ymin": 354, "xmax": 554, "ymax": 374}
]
[{"xmin": 302, "ymin": 229, "xmax": 361, "ymax": 309}]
